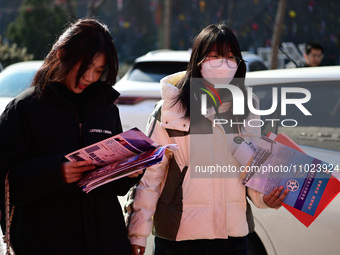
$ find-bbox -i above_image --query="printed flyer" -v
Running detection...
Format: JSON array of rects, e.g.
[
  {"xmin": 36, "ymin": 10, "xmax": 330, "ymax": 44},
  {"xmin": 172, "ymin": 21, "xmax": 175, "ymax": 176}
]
[
  {"xmin": 242, "ymin": 135, "xmax": 334, "ymax": 216},
  {"xmin": 65, "ymin": 127, "xmax": 177, "ymax": 192}
]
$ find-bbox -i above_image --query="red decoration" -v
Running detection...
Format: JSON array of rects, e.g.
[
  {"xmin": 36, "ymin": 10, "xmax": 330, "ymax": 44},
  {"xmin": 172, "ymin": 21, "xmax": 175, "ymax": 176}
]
[{"xmin": 252, "ymin": 23, "xmax": 259, "ymax": 30}]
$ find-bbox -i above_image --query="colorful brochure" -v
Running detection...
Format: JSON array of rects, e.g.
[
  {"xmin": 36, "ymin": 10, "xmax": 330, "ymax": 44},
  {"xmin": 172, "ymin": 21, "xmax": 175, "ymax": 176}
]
[
  {"xmin": 237, "ymin": 133, "xmax": 339, "ymax": 223},
  {"xmin": 65, "ymin": 127, "xmax": 177, "ymax": 192},
  {"xmin": 271, "ymin": 133, "xmax": 340, "ymax": 227}
]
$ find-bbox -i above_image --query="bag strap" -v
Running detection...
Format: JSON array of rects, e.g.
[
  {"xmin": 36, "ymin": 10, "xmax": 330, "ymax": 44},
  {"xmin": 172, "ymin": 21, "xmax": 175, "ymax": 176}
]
[{"xmin": 5, "ymin": 172, "xmax": 15, "ymax": 254}]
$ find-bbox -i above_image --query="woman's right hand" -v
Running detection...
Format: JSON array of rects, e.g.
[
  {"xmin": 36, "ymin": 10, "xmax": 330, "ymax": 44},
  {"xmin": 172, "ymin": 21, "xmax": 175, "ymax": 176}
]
[
  {"xmin": 61, "ymin": 161, "xmax": 95, "ymax": 183},
  {"xmin": 132, "ymin": 244, "xmax": 145, "ymax": 255}
]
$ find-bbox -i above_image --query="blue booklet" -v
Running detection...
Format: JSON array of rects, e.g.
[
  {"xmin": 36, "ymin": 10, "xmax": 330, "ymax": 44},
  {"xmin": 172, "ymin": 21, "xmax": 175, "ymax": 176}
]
[{"xmin": 243, "ymin": 135, "xmax": 333, "ymax": 216}]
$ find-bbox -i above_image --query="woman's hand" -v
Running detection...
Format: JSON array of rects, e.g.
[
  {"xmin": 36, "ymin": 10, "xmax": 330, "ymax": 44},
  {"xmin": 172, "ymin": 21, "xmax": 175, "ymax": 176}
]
[
  {"xmin": 263, "ymin": 185, "xmax": 289, "ymax": 209},
  {"xmin": 132, "ymin": 244, "xmax": 145, "ymax": 255},
  {"xmin": 62, "ymin": 161, "xmax": 95, "ymax": 183}
]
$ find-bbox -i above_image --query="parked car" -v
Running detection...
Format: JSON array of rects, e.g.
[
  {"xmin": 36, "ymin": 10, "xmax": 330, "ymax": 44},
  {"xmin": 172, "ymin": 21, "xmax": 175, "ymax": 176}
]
[
  {"xmin": 115, "ymin": 49, "xmax": 267, "ymax": 131},
  {"xmin": 244, "ymin": 66, "xmax": 340, "ymax": 255},
  {"xmin": 114, "ymin": 49, "xmax": 190, "ymax": 131},
  {"xmin": 0, "ymin": 61, "xmax": 43, "ymax": 113},
  {"xmin": 243, "ymin": 51, "xmax": 269, "ymax": 72}
]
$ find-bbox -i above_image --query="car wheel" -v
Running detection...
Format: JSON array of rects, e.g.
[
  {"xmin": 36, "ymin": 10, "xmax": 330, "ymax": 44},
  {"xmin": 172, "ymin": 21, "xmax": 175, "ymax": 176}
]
[{"xmin": 248, "ymin": 232, "xmax": 267, "ymax": 255}]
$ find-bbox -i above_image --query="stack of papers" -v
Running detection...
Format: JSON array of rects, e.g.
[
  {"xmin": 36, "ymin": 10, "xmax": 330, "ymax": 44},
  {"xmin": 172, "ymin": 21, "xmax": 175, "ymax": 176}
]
[
  {"xmin": 65, "ymin": 127, "xmax": 177, "ymax": 193},
  {"xmin": 234, "ymin": 133, "xmax": 340, "ymax": 227}
]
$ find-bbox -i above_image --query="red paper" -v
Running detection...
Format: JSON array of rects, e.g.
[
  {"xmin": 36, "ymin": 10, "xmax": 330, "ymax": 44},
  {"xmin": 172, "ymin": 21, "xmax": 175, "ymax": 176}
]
[
  {"xmin": 282, "ymin": 176, "xmax": 340, "ymax": 227},
  {"xmin": 272, "ymin": 133, "xmax": 340, "ymax": 227}
]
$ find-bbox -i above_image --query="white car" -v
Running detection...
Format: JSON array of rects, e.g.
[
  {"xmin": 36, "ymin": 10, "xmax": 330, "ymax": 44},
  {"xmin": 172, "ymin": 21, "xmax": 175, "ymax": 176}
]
[
  {"xmin": 114, "ymin": 50, "xmax": 191, "ymax": 131},
  {"xmin": 242, "ymin": 51, "xmax": 268, "ymax": 72},
  {"xmin": 245, "ymin": 66, "xmax": 340, "ymax": 255},
  {"xmin": 0, "ymin": 61, "xmax": 43, "ymax": 113},
  {"xmin": 115, "ymin": 49, "xmax": 267, "ymax": 131}
]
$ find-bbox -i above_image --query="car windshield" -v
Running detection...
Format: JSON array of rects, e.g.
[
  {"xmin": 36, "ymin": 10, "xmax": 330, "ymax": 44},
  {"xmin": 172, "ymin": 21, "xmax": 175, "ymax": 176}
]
[
  {"xmin": 0, "ymin": 69, "xmax": 35, "ymax": 97},
  {"xmin": 251, "ymin": 81, "xmax": 340, "ymax": 152},
  {"xmin": 127, "ymin": 61, "xmax": 188, "ymax": 82}
]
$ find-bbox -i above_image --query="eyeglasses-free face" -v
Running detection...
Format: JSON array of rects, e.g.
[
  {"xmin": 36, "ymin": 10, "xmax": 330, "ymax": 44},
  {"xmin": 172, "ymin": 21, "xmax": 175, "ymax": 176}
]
[
  {"xmin": 63, "ymin": 53, "xmax": 106, "ymax": 94},
  {"xmin": 305, "ymin": 48, "xmax": 324, "ymax": 67}
]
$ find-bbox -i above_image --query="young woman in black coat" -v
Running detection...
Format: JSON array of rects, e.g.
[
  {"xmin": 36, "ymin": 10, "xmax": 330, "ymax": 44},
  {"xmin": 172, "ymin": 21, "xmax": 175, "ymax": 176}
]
[{"xmin": 0, "ymin": 18, "xmax": 140, "ymax": 255}]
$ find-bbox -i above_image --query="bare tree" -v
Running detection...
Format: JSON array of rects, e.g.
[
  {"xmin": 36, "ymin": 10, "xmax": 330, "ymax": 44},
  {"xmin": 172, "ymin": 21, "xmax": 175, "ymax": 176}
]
[
  {"xmin": 62, "ymin": 0, "xmax": 109, "ymax": 20},
  {"xmin": 270, "ymin": 0, "xmax": 288, "ymax": 69},
  {"xmin": 87, "ymin": 0, "xmax": 109, "ymax": 17},
  {"xmin": 226, "ymin": 0, "xmax": 237, "ymax": 24},
  {"xmin": 163, "ymin": 0, "xmax": 171, "ymax": 49},
  {"xmin": 65, "ymin": 0, "xmax": 77, "ymax": 21}
]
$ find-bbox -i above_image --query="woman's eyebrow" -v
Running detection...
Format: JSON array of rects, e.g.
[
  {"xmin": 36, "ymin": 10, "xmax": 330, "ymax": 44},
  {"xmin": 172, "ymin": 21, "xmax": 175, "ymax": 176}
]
[{"xmin": 89, "ymin": 62, "xmax": 106, "ymax": 68}]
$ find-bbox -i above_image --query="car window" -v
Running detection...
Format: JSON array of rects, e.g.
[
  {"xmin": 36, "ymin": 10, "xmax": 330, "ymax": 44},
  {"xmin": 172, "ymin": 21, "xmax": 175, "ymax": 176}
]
[
  {"xmin": 0, "ymin": 70, "xmax": 35, "ymax": 97},
  {"xmin": 251, "ymin": 81, "xmax": 340, "ymax": 152},
  {"xmin": 248, "ymin": 61, "xmax": 268, "ymax": 72},
  {"xmin": 127, "ymin": 61, "xmax": 188, "ymax": 82}
]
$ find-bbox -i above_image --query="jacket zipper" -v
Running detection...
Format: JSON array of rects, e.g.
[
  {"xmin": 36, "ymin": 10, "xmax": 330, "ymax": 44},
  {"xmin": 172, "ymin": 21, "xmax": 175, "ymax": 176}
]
[
  {"xmin": 79, "ymin": 122, "xmax": 84, "ymax": 147},
  {"xmin": 213, "ymin": 119, "xmax": 228, "ymax": 236}
]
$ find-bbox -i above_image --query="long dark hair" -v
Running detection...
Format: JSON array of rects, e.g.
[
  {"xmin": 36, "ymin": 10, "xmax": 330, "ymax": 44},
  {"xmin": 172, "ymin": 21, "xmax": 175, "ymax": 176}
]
[
  {"xmin": 175, "ymin": 22, "xmax": 248, "ymax": 121},
  {"xmin": 32, "ymin": 18, "xmax": 119, "ymax": 96}
]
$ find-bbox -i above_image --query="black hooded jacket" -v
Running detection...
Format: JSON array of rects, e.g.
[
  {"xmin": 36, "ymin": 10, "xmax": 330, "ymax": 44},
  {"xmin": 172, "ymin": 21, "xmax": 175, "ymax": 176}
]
[{"xmin": 0, "ymin": 81, "xmax": 137, "ymax": 254}]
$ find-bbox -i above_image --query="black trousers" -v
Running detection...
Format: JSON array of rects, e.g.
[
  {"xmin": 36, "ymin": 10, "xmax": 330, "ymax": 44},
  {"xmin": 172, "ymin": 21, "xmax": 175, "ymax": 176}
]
[{"xmin": 154, "ymin": 236, "xmax": 248, "ymax": 255}]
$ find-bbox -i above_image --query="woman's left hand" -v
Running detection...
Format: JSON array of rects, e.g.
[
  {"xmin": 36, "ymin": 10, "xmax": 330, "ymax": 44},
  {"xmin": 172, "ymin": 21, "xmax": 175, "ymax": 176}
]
[
  {"xmin": 62, "ymin": 160, "xmax": 95, "ymax": 183},
  {"xmin": 263, "ymin": 186, "xmax": 289, "ymax": 209}
]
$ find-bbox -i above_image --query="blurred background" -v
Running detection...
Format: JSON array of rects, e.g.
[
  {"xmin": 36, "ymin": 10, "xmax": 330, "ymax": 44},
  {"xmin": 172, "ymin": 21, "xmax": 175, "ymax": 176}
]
[
  {"xmin": 0, "ymin": 0, "xmax": 339, "ymax": 76},
  {"xmin": 1, "ymin": 3, "xmax": 340, "ymax": 255}
]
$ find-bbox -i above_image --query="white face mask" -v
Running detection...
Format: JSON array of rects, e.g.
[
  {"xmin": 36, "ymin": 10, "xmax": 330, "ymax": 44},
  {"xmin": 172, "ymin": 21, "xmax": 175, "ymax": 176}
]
[{"xmin": 200, "ymin": 59, "xmax": 237, "ymax": 85}]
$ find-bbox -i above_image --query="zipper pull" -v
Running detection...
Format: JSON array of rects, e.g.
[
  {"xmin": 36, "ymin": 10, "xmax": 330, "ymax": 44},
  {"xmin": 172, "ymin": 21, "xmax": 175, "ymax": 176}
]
[{"xmin": 79, "ymin": 123, "xmax": 83, "ymax": 136}]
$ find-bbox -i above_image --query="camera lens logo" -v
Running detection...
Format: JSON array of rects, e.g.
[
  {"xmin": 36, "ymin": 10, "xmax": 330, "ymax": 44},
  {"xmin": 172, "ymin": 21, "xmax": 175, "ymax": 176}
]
[{"xmin": 200, "ymin": 87, "xmax": 221, "ymax": 115}]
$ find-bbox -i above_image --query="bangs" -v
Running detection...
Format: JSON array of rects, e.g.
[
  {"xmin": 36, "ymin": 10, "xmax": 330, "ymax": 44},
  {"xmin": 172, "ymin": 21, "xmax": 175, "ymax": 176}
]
[
  {"xmin": 75, "ymin": 36, "xmax": 108, "ymax": 83},
  {"xmin": 215, "ymin": 39, "xmax": 230, "ymax": 58},
  {"xmin": 213, "ymin": 29, "xmax": 242, "ymax": 59},
  {"xmin": 203, "ymin": 32, "xmax": 233, "ymax": 58},
  {"xmin": 76, "ymin": 48, "xmax": 100, "ymax": 83}
]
